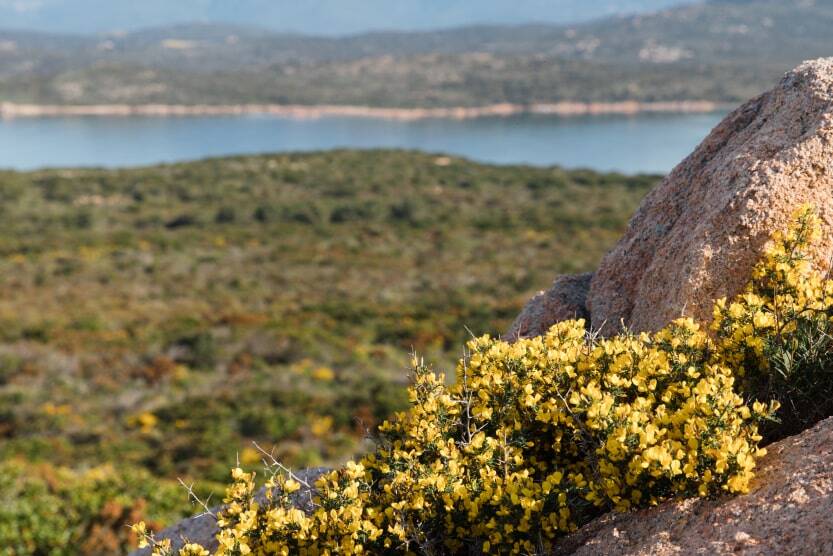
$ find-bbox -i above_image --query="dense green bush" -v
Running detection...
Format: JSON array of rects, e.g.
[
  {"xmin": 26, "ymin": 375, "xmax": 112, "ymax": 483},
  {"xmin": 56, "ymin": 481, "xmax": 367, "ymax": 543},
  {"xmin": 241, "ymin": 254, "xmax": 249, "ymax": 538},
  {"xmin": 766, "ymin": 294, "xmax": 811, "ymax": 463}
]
[{"xmin": 0, "ymin": 460, "xmax": 189, "ymax": 555}]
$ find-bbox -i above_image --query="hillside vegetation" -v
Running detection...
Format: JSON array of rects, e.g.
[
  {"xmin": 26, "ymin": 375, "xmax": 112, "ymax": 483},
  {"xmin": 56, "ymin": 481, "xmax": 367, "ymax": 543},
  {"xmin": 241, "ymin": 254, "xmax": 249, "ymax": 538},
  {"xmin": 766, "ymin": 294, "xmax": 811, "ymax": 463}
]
[
  {"xmin": 1, "ymin": 0, "xmax": 833, "ymax": 107},
  {"xmin": 0, "ymin": 150, "xmax": 655, "ymax": 552}
]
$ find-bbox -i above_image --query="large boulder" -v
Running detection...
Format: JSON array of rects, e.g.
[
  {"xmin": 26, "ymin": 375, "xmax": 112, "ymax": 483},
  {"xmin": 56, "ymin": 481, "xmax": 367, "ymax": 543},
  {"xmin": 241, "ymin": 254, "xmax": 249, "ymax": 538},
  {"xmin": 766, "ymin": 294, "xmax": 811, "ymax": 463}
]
[
  {"xmin": 589, "ymin": 57, "xmax": 833, "ymax": 334},
  {"xmin": 504, "ymin": 273, "xmax": 592, "ymax": 340},
  {"xmin": 553, "ymin": 416, "xmax": 833, "ymax": 555}
]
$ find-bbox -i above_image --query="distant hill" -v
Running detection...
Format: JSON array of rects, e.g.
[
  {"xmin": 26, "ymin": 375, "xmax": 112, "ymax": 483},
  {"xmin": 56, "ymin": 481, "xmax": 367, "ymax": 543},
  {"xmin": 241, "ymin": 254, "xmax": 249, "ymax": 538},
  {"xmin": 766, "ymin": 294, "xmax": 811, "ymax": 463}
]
[
  {"xmin": 1, "ymin": 0, "xmax": 832, "ymax": 107},
  {"xmin": 0, "ymin": 0, "xmax": 691, "ymax": 35}
]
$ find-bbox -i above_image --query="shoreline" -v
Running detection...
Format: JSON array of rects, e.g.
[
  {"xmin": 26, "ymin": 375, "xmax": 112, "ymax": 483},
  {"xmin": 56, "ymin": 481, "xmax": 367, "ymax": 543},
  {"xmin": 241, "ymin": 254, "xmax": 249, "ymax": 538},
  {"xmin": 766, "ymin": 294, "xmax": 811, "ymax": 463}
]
[{"xmin": 0, "ymin": 100, "xmax": 730, "ymax": 121}]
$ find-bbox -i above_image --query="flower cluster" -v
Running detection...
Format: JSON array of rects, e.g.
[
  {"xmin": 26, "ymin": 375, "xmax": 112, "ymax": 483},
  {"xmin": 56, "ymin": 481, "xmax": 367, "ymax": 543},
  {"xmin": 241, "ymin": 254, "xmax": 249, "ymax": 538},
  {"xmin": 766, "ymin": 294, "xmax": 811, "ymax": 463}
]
[
  {"xmin": 136, "ymin": 208, "xmax": 833, "ymax": 555},
  {"xmin": 137, "ymin": 325, "xmax": 771, "ymax": 555},
  {"xmin": 712, "ymin": 205, "xmax": 833, "ymax": 438}
]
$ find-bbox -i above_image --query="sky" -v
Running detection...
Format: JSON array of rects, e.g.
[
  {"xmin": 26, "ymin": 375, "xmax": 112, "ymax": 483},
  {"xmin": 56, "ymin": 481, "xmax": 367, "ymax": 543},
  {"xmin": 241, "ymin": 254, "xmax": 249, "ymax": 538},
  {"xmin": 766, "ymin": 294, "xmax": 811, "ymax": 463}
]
[{"xmin": 0, "ymin": 0, "xmax": 695, "ymax": 35}]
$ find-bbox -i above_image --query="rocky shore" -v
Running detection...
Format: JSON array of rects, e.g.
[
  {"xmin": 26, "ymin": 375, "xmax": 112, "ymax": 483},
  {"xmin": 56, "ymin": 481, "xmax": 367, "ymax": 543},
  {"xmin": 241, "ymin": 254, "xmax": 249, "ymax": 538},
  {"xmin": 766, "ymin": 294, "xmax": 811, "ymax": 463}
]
[{"xmin": 0, "ymin": 100, "xmax": 725, "ymax": 121}]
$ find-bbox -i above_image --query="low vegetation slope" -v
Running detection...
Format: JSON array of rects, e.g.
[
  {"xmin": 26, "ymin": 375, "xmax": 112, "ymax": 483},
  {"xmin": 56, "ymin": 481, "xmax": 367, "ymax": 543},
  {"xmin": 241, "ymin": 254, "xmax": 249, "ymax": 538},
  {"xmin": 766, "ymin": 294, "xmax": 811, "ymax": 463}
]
[{"xmin": 0, "ymin": 150, "xmax": 655, "ymax": 553}]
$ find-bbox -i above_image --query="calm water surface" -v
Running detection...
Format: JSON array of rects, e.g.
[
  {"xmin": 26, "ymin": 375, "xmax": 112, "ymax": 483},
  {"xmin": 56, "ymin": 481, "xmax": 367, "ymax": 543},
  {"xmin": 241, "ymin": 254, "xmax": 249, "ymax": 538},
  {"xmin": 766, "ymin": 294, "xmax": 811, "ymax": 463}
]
[{"xmin": 0, "ymin": 112, "xmax": 725, "ymax": 173}]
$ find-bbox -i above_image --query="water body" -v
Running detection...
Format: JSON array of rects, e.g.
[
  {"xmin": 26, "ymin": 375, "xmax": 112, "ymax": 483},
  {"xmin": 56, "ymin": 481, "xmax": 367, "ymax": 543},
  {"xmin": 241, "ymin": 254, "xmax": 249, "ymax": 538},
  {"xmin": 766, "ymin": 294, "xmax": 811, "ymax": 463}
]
[{"xmin": 0, "ymin": 111, "xmax": 725, "ymax": 174}]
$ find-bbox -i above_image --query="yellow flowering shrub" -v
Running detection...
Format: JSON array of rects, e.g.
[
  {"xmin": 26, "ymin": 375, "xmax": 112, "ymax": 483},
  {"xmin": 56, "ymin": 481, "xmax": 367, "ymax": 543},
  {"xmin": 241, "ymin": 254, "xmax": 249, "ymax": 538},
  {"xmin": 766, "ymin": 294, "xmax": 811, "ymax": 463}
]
[
  {"xmin": 712, "ymin": 205, "xmax": 833, "ymax": 439},
  {"xmin": 137, "ymin": 207, "xmax": 833, "ymax": 555}
]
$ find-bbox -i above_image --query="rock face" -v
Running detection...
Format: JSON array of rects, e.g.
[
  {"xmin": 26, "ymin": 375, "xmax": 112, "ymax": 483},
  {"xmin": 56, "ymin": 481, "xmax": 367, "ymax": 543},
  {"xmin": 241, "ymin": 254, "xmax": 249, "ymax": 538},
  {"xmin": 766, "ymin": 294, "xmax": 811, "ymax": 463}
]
[
  {"xmin": 504, "ymin": 273, "xmax": 592, "ymax": 340},
  {"xmin": 552, "ymin": 416, "xmax": 833, "ymax": 555},
  {"xmin": 588, "ymin": 57, "xmax": 833, "ymax": 334},
  {"xmin": 130, "ymin": 467, "xmax": 328, "ymax": 556}
]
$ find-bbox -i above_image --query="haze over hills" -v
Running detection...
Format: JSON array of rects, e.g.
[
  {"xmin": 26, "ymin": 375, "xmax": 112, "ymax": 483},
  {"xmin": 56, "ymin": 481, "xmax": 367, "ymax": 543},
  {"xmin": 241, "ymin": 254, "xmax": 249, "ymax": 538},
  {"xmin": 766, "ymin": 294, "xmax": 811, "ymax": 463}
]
[
  {"xmin": 0, "ymin": 0, "xmax": 691, "ymax": 35},
  {"xmin": 1, "ymin": 0, "xmax": 832, "ymax": 108}
]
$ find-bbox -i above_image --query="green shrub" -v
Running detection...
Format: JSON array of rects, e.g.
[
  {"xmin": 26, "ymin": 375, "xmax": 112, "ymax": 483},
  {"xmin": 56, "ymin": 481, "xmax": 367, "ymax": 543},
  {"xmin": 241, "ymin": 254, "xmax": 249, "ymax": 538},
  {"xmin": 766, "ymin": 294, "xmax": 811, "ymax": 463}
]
[
  {"xmin": 0, "ymin": 460, "xmax": 189, "ymax": 556},
  {"xmin": 215, "ymin": 207, "xmax": 238, "ymax": 224}
]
